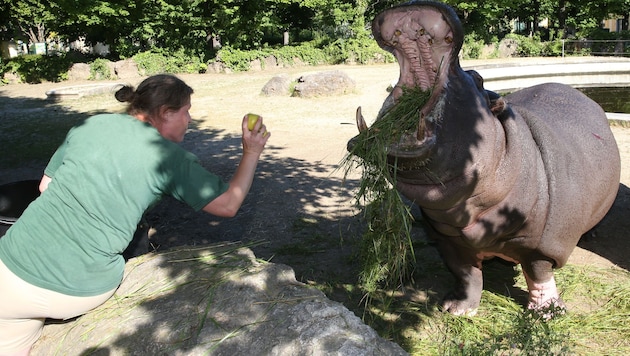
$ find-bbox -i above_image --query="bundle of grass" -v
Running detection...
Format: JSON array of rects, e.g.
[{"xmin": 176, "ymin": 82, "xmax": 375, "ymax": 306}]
[{"xmin": 342, "ymin": 85, "xmax": 433, "ymax": 295}]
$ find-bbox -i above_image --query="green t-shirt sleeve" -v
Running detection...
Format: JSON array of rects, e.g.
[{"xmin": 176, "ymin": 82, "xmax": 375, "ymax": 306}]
[
  {"xmin": 168, "ymin": 152, "xmax": 230, "ymax": 211},
  {"xmin": 44, "ymin": 136, "xmax": 69, "ymax": 177}
]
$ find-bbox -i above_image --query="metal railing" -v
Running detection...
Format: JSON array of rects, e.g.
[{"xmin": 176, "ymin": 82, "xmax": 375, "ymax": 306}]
[{"xmin": 561, "ymin": 39, "xmax": 630, "ymax": 57}]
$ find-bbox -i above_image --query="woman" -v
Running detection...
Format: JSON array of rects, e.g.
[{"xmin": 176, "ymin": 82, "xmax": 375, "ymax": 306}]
[{"xmin": 0, "ymin": 74, "xmax": 269, "ymax": 356}]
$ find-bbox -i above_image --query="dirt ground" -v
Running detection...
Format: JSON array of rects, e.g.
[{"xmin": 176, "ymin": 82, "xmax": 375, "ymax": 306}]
[{"xmin": 1, "ymin": 62, "xmax": 629, "ymax": 312}]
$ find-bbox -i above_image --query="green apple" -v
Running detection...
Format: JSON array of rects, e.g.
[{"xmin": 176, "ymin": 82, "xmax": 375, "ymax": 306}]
[{"xmin": 247, "ymin": 113, "xmax": 260, "ymax": 131}]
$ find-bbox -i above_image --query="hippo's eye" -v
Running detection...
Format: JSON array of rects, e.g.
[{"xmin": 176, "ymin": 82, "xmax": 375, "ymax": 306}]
[
  {"xmin": 428, "ymin": 38, "xmax": 434, "ymax": 45},
  {"xmin": 445, "ymin": 36, "xmax": 453, "ymax": 44},
  {"xmin": 395, "ymin": 29, "xmax": 402, "ymax": 36}
]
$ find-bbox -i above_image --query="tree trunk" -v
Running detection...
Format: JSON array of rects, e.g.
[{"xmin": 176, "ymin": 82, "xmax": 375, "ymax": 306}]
[
  {"xmin": 557, "ymin": 0, "xmax": 567, "ymax": 37},
  {"xmin": 211, "ymin": 35, "xmax": 221, "ymax": 49},
  {"xmin": 22, "ymin": 23, "xmax": 47, "ymax": 44},
  {"xmin": 283, "ymin": 31, "xmax": 289, "ymax": 45}
]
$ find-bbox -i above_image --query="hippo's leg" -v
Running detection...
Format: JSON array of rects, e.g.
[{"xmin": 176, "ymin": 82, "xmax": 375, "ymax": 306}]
[
  {"xmin": 436, "ymin": 240, "xmax": 484, "ymax": 316},
  {"xmin": 521, "ymin": 257, "xmax": 566, "ymax": 317}
]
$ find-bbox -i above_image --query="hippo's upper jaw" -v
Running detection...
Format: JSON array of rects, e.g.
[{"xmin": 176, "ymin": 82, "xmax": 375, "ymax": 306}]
[{"xmin": 350, "ymin": 1, "xmax": 463, "ymax": 169}]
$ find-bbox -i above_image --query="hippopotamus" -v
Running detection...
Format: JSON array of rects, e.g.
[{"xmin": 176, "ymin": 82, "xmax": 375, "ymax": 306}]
[{"xmin": 348, "ymin": 0, "xmax": 621, "ymax": 316}]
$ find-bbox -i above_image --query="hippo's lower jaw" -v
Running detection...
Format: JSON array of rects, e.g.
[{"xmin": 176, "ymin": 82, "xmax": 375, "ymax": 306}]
[
  {"xmin": 386, "ymin": 92, "xmax": 446, "ymax": 170},
  {"xmin": 349, "ymin": 86, "xmax": 445, "ymax": 172},
  {"xmin": 347, "ymin": 112, "xmax": 438, "ymax": 171}
]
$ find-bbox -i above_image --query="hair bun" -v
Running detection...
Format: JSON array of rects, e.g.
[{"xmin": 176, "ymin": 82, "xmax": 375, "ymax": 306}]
[{"xmin": 114, "ymin": 85, "xmax": 135, "ymax": 103}]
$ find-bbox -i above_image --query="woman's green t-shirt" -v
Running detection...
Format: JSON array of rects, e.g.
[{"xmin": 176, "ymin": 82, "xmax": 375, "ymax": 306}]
[{"xmin": 0, "ymin": 114, "xmax": 229, "ymax": 296}]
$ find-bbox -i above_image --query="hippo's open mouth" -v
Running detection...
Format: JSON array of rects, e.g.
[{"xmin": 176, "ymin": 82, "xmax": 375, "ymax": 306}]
[{"xmin": 348, "ymin": 1, "xmax": 462, "ymax": 170}]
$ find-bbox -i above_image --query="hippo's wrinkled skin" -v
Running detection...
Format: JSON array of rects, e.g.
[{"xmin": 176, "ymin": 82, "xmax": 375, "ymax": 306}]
[{"xmin": 350, "ymin": 0, "xmax": 621, "ymax": 316}]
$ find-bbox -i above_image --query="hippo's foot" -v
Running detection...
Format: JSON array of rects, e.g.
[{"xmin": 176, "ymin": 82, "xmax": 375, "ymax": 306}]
[
  {"xmin": 441, "ymin": 293, "xmax": 480, "ymax": 316},
  {"xmin": 524, "ymin": 274, "xmax": 567, "ymax": 319},
  {"xmin": 441, "ymin": 275, "xmax": 483, "ymax": 316}
]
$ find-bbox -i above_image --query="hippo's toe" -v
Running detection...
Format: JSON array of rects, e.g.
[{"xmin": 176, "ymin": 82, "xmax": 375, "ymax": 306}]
[{"xmin": 441, "ymin": 293, "xmax": 480, "ymax": 316}]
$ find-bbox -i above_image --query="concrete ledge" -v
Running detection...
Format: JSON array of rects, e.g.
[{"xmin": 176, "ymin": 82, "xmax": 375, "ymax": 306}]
[
  {"xmin": 606, "ymin": 112, "xmax": 630, "ymax": 122},
  {"xmin": 464, "ymin": 57, "xmax": 630, "ymax": 93},
  {"xmin": 46, "ymin": 83, "xmax": 124, "ymax": 100}
]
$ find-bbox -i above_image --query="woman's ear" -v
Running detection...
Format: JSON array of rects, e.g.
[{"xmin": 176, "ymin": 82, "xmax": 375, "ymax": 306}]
[{"xmin": 158, "ymin": 105, "xmax": 171, "ymax": 120}]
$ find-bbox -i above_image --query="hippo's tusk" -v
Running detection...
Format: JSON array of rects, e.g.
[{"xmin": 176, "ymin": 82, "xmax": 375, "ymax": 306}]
[
  {"xmin": 356, "ymin": 106, "xmax": 368, "ymax": 133},
  {"xmin": 417, "ymin": 112, "xmax": 426, "ymax": 139}
]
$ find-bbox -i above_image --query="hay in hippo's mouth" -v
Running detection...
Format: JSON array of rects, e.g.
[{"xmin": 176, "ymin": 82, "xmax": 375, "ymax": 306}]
[
  {"xmin": 350, "ymin": 85, "xmax": 433, "ymax": 160},
  {"xmin": 341, "ymin": 85, "xmax": 432, "ymax": 295}
]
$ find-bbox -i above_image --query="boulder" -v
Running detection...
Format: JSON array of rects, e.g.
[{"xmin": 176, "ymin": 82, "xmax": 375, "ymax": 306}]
[
  {"xmin": 498, "ymin": 38, "xmax": 518, "ymax": 58},
  {"xmin": 264, "ymin": 55, "xmax": 279, "ymax": 69},
  {"xmin": 2, "ymin": 71, "xmax": 20, "ymax": 84},
  {"xmin": 261, "ymin": 74, "xmax": 292, "ymax": 96},
  {"xmin": 206, "ymin": 61, "xmax": 226, "ymax": 74},
  {"xmin": 31, "ymin": 244, "xmax": 407, "ymax": 356},
  {"xmin": 249, "ymin": 58, "xmax": 263, "ymax": 72},
  {"xmin": 293, "ymin": 70, "xmax": 356, "ymax": 98},
  {"xmin": 67, "ymin": 62, "xmax": 91, "ymax": 81},
  {"xmin": 114, "ymin": 59, "xmax": 140, "ymax": 79}
]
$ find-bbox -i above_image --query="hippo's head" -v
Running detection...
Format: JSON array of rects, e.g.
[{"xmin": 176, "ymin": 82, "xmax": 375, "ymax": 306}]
[{"xmin": 348, "ymin": 1, "xmax": 466, "ymax": 171}]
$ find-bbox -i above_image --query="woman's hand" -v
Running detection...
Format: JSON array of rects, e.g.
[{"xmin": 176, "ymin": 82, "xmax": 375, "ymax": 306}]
[
  {"xmin": 201, "ymin": 114, "xmax": 270, "ymax": 217},
  {"xmin": 241, "ymin": 114, "xmax": 270, "ymax": 155},
  {"xmin": 39, "ymin": 175, "xmax": 52, "ymax": 193}
]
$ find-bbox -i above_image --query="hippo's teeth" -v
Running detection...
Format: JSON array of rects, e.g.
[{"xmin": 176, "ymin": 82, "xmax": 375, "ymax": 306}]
[{"xmin": 356, "ymin": 106, "xmax": 368, "ymax": 133}]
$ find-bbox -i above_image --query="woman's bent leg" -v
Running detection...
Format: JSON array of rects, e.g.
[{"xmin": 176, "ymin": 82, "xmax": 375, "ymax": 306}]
[{"xmin": 0, "ymin": 259, "xmax": 116, "ymax": 355}]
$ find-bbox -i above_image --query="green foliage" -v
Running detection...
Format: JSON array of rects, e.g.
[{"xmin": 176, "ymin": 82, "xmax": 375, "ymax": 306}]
[
  {"xmin": 133, "ymin": 49, "xmax": 206, "ymax": 75},
  {"xmin": 542, "ymin": 40, "xmax": 565, "ymax": 57},
  {"xmin": 215, "ymin": 43, "xmax": 332, "ymax": 72},
  {"xmin": 324, "ymin": 36, "xmax": 395, "ymax": 64},
  {"xmin": 461, "ymin": 34, "xmax": 485, "ymax": 60},
  {"xmin": 505, "ymin": 34, "xmax": 548, "ymax": 57},
  {"xmin": 0, "ymin": 53, "xmax": 72, "ymax": 83},
  {"xmin": 211, "ymin": 35, "xmax": 392, "ymax": 72},
  {"xmin": 273, "ymin": 42, "xmax": 328, "ymax": 66},
  {"xmin": 89, "ymin": 58, "xmax": 113, "ymax": 80},
  {"xmin": 213, "ymin": 47, "xmax": 268, "ymax": 72}
]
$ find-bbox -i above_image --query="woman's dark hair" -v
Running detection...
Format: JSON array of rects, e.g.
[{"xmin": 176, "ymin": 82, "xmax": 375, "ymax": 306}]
[{"xmin": 115, "ymin": 74, "xmax": 193, "ymax": 123}]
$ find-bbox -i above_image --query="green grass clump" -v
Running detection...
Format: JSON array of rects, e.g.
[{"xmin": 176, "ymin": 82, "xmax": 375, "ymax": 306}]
[
  {"xmin": 341, "ymin": 85, "xmax": 432, "ymax": 295},
  {"xmin": 400, "ymin": 265, "xmax": 630, "ymax": 355}
]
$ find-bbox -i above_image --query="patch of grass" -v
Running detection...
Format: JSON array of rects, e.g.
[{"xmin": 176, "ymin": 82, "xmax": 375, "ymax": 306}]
[
  {"xmin": 438, "ymin": 303, "xmax": 572, "ymax": 355},
  {"xmin": 367, "ymin": 264, "xmax": 630, "ymax": 355}
]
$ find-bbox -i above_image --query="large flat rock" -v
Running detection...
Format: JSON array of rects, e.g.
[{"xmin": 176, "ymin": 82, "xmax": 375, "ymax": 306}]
[{"xmin": 32, "ymin": 244, "xmax": 407, "ymax": 356}]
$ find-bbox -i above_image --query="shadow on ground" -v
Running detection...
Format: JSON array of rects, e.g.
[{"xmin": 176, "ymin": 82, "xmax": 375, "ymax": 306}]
[{"xmin": 578, "ymin": 183, "xmax": 630, "ymax": 270}]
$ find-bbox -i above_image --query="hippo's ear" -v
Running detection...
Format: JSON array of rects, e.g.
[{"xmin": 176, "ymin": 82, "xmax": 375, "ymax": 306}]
[
  {"xmin": 485, "ymin": 89, "xmax": 509, "ymax": 117},
  {"xmin": 467, "ymin": 69, "xmax": 508, "ymax": 117},
  {"xmin": 489, "ymin": 96, "xmax": 508, "ymax": 117}
]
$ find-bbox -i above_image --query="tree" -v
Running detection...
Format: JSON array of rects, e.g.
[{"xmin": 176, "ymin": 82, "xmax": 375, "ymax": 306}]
[
  {"xmin": 5, "ymin": 0, "xmax": 629, "ymax": 62},
  {"xmin": 0, "ymin": 0, "xmax": 59, "ymax": 43}
]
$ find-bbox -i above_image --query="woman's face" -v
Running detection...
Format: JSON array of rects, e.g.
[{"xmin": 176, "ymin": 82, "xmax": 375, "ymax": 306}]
[{"xmin": 157, "ymin": 100, "xmax": 192, "ymax": 142}]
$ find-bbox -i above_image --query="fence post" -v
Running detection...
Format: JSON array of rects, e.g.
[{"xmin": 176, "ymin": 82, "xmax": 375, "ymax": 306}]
[{"xmin": 562, "ymin": 39, "xmax": 565, "ymax": 58}]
